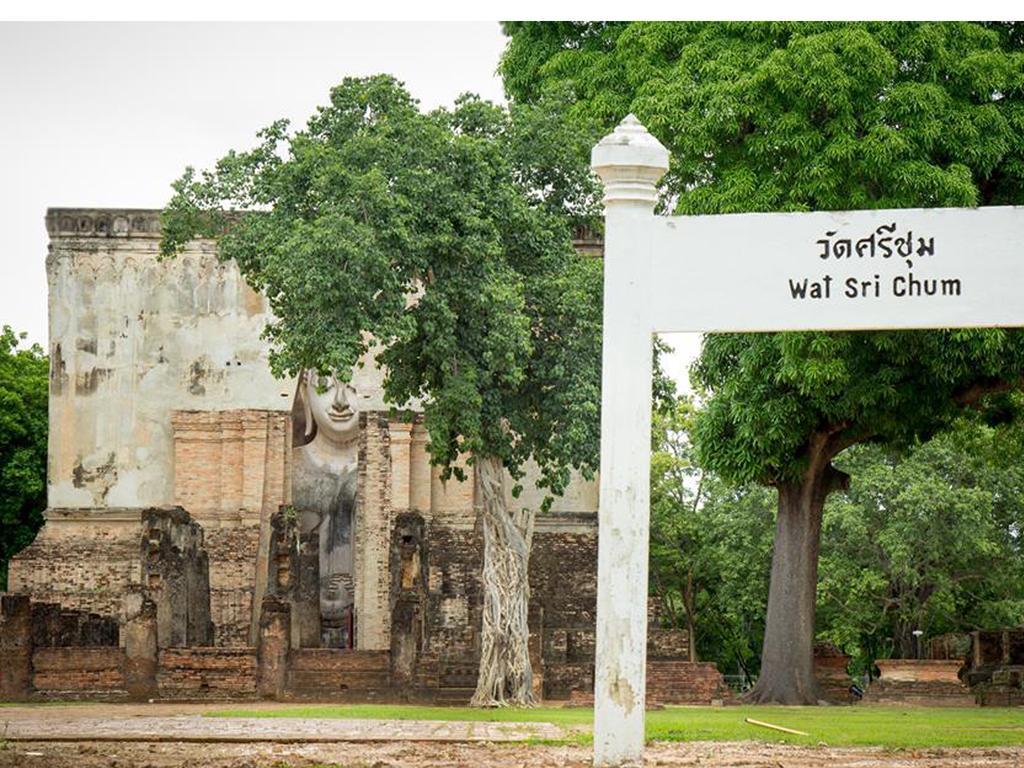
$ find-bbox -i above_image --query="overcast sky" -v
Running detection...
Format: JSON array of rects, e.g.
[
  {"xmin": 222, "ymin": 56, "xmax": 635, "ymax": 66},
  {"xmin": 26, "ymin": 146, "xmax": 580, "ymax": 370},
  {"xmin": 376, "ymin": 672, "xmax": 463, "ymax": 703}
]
[{"xmin": 0, "ymin": 21, "xmax": 698, "ymax": 387}]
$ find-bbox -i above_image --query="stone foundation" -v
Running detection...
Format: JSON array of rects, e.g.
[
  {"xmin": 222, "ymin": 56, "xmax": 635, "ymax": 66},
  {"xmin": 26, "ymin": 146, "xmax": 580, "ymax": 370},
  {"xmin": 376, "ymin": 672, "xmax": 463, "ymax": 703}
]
[
  {"xmin": 32, "ymin": 647, "xmax": 127, "ymax": 699},
  {"xmin": 814, "ymin": 642, "xmax": 855, "ymax": 704},
  {"xmin": 285, "ymin": 649, "xmax": 391, "ymax": 699},
  {"xmin": 863, "ymin": 659, "xmax": 974, "ymax": 706},
  {"xmin": 647, "ymin": 661, "xmax": 731, "ymax": 705},
  {"xmin": 157, "ymin": 647, "xmax": 258, "ymax": 700},
  {"xmin": 965, "ymin": 629, "xmax": 1024, "ymax": 706}
]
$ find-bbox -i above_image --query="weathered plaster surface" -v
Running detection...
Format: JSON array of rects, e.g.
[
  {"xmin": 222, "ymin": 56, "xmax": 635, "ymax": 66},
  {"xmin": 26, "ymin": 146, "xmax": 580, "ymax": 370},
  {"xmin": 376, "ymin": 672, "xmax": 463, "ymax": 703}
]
[{"xmin": 46, "ymin": 209, "xmax": 295, "ymax": 510}]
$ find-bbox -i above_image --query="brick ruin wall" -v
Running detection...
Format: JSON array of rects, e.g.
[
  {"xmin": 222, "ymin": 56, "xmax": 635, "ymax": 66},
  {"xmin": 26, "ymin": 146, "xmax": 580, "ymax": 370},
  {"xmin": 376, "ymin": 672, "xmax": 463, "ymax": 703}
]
[
  {"xmin": 2, "ymin": 507, "xmax": 221, "ymax": 701},
  {"xmin": 157, "ymin": 647, "xmax": 258, "ymax": 700},
  {"xmin": 966, "ymin": 629, "xmax": 1024, "ymax": 706},
  {"xmin": 32, "ymin": 647, "xmax": 127, "ymax": 699},
  {"xmin": 8, "ymin": 509, "xmax": 143, "ymax": 620},
  {"xmin": 285, "ymin": 649, "xmax": 391, "ymax": 700},
  {"xmin": 171, "ymin": 409, "xmax": 292, "ymax": 647},
  {"xmin": 404, "ymin": 492, "xmax": 723, "ymax": 702},
  {"xmin": 862, "ymin": 659, "xmax": 975, "ymax": 706},
  {"xmin": 1, "ymin": 593, "xmax": 126, "ymax": 701}
]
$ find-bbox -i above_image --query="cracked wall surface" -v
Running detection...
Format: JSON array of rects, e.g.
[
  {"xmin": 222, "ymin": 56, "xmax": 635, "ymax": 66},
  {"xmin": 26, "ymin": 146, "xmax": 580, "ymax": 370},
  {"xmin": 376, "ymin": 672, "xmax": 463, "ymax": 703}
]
[{"xmin": 45, "ymin": 209, "xmax": 296, "ymax": 510}]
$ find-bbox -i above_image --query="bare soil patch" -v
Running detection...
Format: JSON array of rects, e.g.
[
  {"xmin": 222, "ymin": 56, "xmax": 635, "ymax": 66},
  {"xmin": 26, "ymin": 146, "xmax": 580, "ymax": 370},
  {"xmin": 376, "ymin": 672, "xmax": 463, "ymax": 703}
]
[{"xmin": 2, "ymin": 740, "xmax": 1023, "ymax": 767}]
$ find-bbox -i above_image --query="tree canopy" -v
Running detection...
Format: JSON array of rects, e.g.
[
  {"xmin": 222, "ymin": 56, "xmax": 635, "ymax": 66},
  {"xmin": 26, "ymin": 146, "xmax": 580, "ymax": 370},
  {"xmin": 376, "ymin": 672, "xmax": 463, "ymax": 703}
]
[
  {"xmin": 502, "ymin": 21, "xmax": 1024, "ymax": 480},
  {"xmin": 649, "ymin": 393, "xmax": 774, "ymax": 685},
  {"xmin": 162, "ymin": 75, "xmax": 602, "ymax": 497},
  {"xmin": 821, "ymin": 418, "xmax": 1024, "ymax": 671},
  {"xmin": 0, "ymin": 326, "xmax": 48, "ymax": 589}
]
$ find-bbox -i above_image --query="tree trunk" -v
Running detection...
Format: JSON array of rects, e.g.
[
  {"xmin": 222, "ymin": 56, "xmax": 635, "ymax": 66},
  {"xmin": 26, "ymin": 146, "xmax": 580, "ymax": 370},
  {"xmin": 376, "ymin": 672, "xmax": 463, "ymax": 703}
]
[
  {"xmin": 470, "ymin": 454, "xmax": 536, "ymax": 707},
  {"xmin": 746, "ymin": 438, "xmax": 849, "ymax": 705}
]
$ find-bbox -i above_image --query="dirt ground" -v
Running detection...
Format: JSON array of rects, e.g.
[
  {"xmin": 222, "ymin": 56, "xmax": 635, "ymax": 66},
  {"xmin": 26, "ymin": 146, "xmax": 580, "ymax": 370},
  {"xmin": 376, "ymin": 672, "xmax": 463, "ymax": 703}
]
[
  {"xmin": 2, "ymin": 740, "xmax": 1023, "ymax": 767},
  {"xmin": 2, "ymin": 704, "xmax": 1022, "ymax": 767}
]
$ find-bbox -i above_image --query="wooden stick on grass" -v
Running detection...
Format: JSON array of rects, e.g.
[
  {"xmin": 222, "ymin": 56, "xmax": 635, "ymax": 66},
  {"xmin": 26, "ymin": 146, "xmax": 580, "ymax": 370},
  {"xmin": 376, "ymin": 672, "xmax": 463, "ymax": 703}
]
[{"xmin": 745, "ymin": 718, "xmax": 810, "ymax": 737}]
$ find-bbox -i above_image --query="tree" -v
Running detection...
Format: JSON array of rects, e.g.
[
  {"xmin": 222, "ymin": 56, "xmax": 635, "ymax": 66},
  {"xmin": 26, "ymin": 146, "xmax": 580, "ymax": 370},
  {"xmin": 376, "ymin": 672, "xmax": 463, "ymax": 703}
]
[
  {"xmin": 649, "ymin": 389, "xmax": 774, "ymax": 685},
  {"xmin": 160, "ymin": 75, "xmax": 603, "ymax": 706},
  {"xmin": 500, "ymin": 21, "xmax": 1024, "ymax": 703},
  {"xmin": 0, "ymin": 326, "xmax": 48, "ymax": 590},
  {"xmin": 819, "ymin": 419, "xmax": 1024, "ymax": 673},
  {"xmin": 649, "ymin": 395, "xmax": 704, "ymax": 661}
]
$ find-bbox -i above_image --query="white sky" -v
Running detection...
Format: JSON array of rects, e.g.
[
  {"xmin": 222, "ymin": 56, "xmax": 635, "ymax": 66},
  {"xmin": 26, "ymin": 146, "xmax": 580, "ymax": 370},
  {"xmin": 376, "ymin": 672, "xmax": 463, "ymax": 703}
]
[{"xmin": 0, "ymin": 21, "xmax": 701, "ymax": 388}]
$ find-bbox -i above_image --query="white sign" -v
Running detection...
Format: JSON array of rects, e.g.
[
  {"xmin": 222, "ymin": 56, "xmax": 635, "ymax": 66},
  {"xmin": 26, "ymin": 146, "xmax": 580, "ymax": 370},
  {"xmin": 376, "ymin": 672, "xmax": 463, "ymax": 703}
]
[
  {"xmin": 588, "ymin": 115, "xmax": 1024, "ymax": 768},
  {"xmin": 648, "ymin": 206, "xmax": 1024, "ymax": 333}
]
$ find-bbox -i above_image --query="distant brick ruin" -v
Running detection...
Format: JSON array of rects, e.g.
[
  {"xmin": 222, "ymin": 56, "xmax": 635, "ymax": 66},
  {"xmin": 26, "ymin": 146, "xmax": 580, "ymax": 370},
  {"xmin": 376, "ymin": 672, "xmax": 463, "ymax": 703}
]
[{"xmin": 1, "ymin": 209, "xmax": 727, "ymax": 704}]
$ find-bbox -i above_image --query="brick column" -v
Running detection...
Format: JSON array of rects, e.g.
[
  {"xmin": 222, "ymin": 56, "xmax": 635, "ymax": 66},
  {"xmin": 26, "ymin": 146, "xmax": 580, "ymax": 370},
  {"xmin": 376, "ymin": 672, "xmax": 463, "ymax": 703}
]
[
  {"xmin": 258, "ymin": 595, "xmax": 291, "ymax": 700},
  {"xmin": 389, "ymin": 421, "xmax": 413, "ymax": 511},
  {"xmin": 409, "ymin": 422, "xmax": 432, "ymax": 516},
  {"xmin": 0, "ymin": 594, "xmax": 32, "ymax": 700},
  {"xmin": 123, "ymin": 590, "xmax": 158, "ymax": 700}
]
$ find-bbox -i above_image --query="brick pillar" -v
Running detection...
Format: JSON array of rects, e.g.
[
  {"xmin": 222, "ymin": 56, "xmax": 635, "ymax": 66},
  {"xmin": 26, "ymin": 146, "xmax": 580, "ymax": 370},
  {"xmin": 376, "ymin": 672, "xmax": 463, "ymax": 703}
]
[
  {"xmin": 258, "ymin": 595, "xmax": 291, "ymax": 700},
  {"xmin": 0, "ymin": 594, "xmax": 32, "ymax": 700},
  {"xmin": 409, "ymin": 422, "xmax": 432, "ymax": 516},
  {"xmin": 123, "ymin": 590, "xmax": 158, "ymax": 700},
  {"xmin": 390, "ymin": 421, "xmax": 413, "ymax": 511}
]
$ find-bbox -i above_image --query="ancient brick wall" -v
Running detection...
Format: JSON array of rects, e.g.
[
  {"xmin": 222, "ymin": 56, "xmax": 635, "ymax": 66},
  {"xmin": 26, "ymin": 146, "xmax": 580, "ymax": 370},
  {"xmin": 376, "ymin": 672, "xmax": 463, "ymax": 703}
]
[
  {"xmin": 285, "ymin": 649, "xmax": 390, "ymax": 699},
  {"xmin": 530, "ymin": 520, "xmax": 600, "ymax": 700},
  {"xmin": 157, "ymin": 647, "xmax": 258, "ymax": 699},
  {"xmin": 411, "ymin": 511, "xmax": 600, "ymax": 700},
  {"xmin": 8, "ymin": 509, "xmax": 143, "ymax": 621},
  {"xmin": 814, "ymin": 642, "xmax": 854, "ymax": 704},
  {"xmin": 31, "ymin": 647, "xmax": 127, "ymax": 698},
  {"xmin": 10, "ymin": 506, "xmax": 212, "ymax": 645},
  {"xmin": 30, "ymin": 602, "xmax": 119, "ymax": 647},
  {"xmin": 963, "ymin": 629, "xmax": 1024, "ymax": 706},
  {"xmin": 863, "ymin": 659, "xmax": 974, "ymax": 706},
  {"xmin": 646, "ymin": 661, "xmax": 731, "ymax": 704},
  {"xmin": 0, "ymin": 595, "xmax": 32, "ymax": 699},
  {"xmin": 171, "ymin": 409, "xmax": 291, "ymax": 647},
  {"xmin": 423, "ymin": 523, "xmax": 481, "ymax": 672},
  {"xmin": 648, "ymin": 629, "xmax": 690, "ymax": 660}
]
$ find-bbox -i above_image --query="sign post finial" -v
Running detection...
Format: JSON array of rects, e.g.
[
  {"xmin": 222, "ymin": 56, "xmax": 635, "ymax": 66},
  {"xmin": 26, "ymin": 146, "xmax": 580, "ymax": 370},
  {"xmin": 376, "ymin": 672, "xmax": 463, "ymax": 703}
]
[{"xmin": 591, "ymin": 114, "xmax": 669, "ymax": 211}]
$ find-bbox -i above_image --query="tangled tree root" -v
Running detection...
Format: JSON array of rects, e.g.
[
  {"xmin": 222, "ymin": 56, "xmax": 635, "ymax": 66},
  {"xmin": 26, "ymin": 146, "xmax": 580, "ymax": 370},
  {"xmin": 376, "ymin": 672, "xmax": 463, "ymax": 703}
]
[{"xmin": 469, "ymin": 455, "xmax": 536, "ymax": 708}]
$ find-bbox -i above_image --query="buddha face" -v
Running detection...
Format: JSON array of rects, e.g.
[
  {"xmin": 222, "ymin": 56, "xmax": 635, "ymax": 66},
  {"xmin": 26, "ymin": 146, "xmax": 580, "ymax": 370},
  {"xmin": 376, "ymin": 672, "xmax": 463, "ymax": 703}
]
[{"xmin": 305, "ymin": 371, "xmax": 360, "ymax": 445}]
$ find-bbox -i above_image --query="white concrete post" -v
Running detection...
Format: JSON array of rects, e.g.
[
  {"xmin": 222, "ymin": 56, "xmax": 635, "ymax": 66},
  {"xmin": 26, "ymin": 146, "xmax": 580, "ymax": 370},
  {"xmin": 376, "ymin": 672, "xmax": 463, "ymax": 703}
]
[{"xmin": 591, "ymin": 115, "xmax": 669, "ymax": 767}]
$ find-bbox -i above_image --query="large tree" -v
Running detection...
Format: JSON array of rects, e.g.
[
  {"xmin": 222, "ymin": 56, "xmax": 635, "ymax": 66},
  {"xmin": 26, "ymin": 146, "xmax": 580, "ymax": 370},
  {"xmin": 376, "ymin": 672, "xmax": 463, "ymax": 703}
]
[
  {"xmin": 0, "ymin": 326, "xmax": 48, "ymax": 590},
  {"xmin": 501, "ymin": 21, "xmax": 1024, "ymax": 703},
  {"xmin": 161, "ymin": 76, "xmax": 602, "ymax": 706}
]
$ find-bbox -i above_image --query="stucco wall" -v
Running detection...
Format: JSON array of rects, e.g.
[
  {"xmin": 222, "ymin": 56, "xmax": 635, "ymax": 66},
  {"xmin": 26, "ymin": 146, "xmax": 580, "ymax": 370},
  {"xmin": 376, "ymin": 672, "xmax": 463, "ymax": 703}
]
[{"xmin": 46, "ymin": 209, "xmax": 294, "ymax": 510}]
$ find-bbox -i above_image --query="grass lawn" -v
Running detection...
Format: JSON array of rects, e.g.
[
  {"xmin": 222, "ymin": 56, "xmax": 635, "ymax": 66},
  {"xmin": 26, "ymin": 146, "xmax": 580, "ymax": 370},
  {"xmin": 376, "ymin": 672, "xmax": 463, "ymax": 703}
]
[{"xmin": 204, "ymin": 703, "xmax": 1024, "ymax": 749}]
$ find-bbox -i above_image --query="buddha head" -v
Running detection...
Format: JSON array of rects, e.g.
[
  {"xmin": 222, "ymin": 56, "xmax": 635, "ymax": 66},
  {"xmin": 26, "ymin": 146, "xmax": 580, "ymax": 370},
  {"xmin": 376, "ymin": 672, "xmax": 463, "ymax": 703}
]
[{"xmin": 296, "ymin": 370, "xmax": 361, "ymax": 447}]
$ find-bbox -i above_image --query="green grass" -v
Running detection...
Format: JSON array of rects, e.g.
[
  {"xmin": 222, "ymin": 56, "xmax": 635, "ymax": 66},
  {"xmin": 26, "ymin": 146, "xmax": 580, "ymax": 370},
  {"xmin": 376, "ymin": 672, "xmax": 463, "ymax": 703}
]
[{"xmin": 204, "ymin": 703, "xmax": 1024, "ymax": 749}]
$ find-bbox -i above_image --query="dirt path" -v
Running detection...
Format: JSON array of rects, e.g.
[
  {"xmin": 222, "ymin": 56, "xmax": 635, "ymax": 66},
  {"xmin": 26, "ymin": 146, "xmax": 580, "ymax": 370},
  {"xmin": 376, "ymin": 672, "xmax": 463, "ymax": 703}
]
[
  {"xmin": 0, "ymin": 713, "xmax": 563, "ymax": 743},
  {"xmin": 2, "ymin": 740, "xmax": 1023, "ymax": 768}
]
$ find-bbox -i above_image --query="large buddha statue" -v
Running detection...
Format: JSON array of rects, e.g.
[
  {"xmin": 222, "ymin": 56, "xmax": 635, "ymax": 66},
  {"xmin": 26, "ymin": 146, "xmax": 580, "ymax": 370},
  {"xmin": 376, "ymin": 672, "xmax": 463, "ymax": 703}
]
[{"xmin": 291, "ymin": 371, "xmax": 360, "ymax": 648}]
